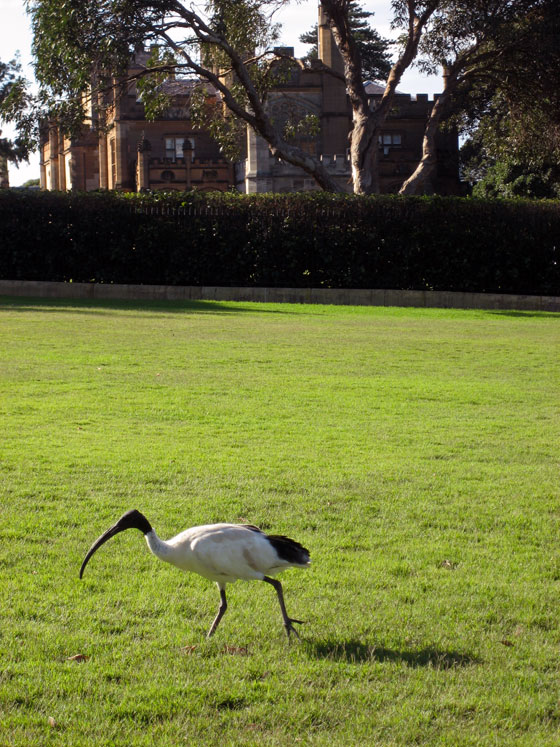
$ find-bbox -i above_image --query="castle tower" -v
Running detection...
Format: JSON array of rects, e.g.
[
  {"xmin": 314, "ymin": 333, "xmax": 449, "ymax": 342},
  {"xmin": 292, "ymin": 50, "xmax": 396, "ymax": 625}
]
[{"xmin": 317, "ymin": 4, "xmax": 349, "ymax": 157}]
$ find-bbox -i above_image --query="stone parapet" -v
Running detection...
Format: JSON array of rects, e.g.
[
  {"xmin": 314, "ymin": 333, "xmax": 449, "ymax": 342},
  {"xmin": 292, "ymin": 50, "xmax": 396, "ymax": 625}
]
[{"xmin": 1, "ymin": 280, "xmax": 558, "ymax": 313}]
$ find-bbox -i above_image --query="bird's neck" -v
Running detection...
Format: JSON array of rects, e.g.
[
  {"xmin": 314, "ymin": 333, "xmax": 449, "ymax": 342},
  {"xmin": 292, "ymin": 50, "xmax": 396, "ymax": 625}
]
[{"xmin": 144, "ymin": 529, "xmax": 174, "ymax": 564}]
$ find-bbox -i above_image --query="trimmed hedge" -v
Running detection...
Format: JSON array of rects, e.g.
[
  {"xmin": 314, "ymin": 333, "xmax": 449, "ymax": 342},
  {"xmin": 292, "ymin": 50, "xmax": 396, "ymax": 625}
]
[{"xmin": 1, "ymin": 189, "xmax": 559, "ymax": 295}]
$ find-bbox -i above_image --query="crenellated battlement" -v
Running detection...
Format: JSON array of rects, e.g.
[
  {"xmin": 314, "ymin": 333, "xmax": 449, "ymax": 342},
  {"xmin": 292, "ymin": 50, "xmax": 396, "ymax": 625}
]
[{"xmin": 148, "ymin": 157, "xmax": 231, "ymax": 167}]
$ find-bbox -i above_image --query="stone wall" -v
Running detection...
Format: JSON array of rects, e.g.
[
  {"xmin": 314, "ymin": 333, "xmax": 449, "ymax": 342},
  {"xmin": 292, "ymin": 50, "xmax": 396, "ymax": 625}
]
[{"xmin": 1, "ymin": 280, "xmax": 558, "ymax": 313}]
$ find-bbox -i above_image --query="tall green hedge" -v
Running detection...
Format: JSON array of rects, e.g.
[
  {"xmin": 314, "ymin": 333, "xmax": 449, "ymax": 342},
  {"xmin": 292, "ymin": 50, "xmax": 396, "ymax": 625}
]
[{"xmin": 1, "ymin": 189, "xmax": 558, "ymax": 295}]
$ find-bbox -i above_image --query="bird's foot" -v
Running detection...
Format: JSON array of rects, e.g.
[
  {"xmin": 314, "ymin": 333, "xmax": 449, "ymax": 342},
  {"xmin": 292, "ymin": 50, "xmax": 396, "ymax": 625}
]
[{"xmin": 284, "ymin": 618, "xmax": 304, "ymax": 639}]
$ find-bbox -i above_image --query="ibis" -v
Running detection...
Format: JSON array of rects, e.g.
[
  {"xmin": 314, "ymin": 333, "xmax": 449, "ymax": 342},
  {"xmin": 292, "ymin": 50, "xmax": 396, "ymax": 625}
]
[{"xmin": 79, "ymin": 509, "xmax": 310, "ymax": 638}]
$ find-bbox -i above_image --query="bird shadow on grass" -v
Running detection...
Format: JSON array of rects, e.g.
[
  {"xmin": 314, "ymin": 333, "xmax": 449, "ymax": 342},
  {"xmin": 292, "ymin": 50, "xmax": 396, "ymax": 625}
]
[
  {"xmin": 303, "ymin": 639, "xmax": 478, "ymax": 669},
  {"xmin": 487, "ymin": 310, "xmax": 559, "ymax": 319}
]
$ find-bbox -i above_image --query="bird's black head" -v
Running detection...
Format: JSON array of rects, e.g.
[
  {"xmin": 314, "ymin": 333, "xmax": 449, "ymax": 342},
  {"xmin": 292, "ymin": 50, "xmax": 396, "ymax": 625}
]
[
  {"xmin": 116, "ymin": 509, "xmax": 152, "ymax": 535},
  {"xmin": 79, "ymin": 509, "xmax": 152, "ymax": 579}
]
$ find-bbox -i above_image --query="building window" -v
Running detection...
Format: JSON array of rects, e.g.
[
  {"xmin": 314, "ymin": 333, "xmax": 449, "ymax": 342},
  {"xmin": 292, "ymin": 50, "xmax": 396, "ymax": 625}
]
[
  {"xmin": 165, "ymin": 137, "xmax": 194, "ymax": 161},
  {"xmin": 379, "ymin": 133, "xmax": 402, "ymax": 155},
  {"xmin": 161, "ymin": 170, "xmax": 175, "ymax": 182}
]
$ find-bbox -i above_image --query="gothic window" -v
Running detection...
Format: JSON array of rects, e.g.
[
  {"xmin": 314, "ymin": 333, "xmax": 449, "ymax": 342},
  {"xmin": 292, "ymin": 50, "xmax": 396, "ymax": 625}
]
[
  {"xmin": 161, "ymin": 170, "xmax": 175, "ymax": 182},
  {"xmin": 165, "ymin": 137, "xmax": 195, "ymax": 161}
]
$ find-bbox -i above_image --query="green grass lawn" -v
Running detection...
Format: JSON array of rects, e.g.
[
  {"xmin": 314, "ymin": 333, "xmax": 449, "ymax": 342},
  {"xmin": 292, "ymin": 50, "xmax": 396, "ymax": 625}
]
[{"xmin": 1, "ymin": 296, "xmax": 559, "ymax": 746}]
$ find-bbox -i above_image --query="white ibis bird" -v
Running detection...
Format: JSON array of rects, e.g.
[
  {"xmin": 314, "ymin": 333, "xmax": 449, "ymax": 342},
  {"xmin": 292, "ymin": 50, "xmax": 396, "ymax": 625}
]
[{"xmin": 79, "ymin": 510, "xmax": 310, "ymax": 639}]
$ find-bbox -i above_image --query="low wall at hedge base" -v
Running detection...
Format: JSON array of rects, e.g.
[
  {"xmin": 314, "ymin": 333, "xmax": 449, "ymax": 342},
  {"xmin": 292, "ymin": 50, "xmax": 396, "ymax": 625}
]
[{"xmin": 1, "ymin": 279, "xmax": 558, "ymax": 312}]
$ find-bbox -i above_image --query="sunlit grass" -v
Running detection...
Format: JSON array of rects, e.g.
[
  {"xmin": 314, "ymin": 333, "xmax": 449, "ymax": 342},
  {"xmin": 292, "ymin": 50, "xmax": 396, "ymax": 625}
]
[{"xmin": 1, "ymin": 297, "xmax": 559, "ymax": 745}]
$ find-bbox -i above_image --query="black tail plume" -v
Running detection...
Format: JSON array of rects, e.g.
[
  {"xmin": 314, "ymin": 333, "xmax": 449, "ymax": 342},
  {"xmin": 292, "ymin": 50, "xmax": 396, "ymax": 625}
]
[{"xmin": 266, "ymin": 535, "xmax": 310, "ymax": 566}]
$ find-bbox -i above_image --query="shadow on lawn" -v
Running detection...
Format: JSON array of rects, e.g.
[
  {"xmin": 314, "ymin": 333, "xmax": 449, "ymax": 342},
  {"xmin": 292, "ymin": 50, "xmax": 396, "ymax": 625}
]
[
  {"xmin": 488, "ymin": 310, "xmax": 559, "ymax": 319},
  {"xmin": 0, "ymin": 297, "xmax": 297, "ymax": 315},
  {"xmin": 305, "ymin": 639, "xmax": 478, "ymax": 669}
]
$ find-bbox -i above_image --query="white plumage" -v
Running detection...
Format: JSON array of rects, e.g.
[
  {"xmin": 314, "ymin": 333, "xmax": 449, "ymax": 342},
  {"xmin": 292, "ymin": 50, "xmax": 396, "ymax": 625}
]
[{"xmin": 80, "ymin": 510, "xmax": 310, "ymax": 638}]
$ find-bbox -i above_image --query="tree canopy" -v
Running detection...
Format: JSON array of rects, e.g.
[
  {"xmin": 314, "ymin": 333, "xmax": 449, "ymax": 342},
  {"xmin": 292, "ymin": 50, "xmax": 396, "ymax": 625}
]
[
  {"xmin": 0, "ymin": 57, "xmax": 33, "ymax": 162},
  {"xmin": 399, "ymin": 0, "xmax": 560, "ymax": 194},
  {"xmin": 457, "ymin": 1, "xmax": 560, "ymax": 197},
  {"xmin": 23, "ymin": 0, "xmax": 353, "ymax": 190},
  {"xmin": 15, "ymin": 0, "xmax": 447, "ymax": 193}
]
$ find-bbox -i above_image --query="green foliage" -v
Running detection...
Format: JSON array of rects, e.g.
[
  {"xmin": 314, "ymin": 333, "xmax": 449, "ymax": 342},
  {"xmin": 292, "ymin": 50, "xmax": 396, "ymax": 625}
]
[
  {"xmin": 189, "ymin": 85, "xmax": 247, "ymax": 161},
  {"xmin": 472, "ymin": 159, "xmax": 560, "ymax": 200},
  {"xmin": 440, "ymin": 1, "xmax": 560, "ymax": 193},
  {"xmin": 0, "ymin": 56, "xmax": 35, "ymax": 162},
  {"xmin": 136, "ymin": 48, "xmax": 177, "ymax": 121},
  {"xmin": 204, "ymin": 0, "xmax": 280, "ymax": 65},
  {"xmin": 1, "ymin": 190, "xmax": 559, "ymax": 295},
  {"xmin": 1, "ymin": 298, "xmax": 559, "ymax": 744},
  {"xmin": 282, "ymin": 112, "xmax": 320, "ymax": 142}
]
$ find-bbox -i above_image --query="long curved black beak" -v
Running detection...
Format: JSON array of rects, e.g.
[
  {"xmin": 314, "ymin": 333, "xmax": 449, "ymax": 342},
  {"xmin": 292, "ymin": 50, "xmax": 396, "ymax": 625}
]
[{"xmin": 79, "ymin": 522, "xmax": 128, "ymax": 579}]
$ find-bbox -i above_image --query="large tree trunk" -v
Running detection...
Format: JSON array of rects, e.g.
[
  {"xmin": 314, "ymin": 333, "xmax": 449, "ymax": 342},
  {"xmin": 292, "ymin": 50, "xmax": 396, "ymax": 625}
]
[
  {"xmin": 319, "ymin": 0, "xmax": 374, "ymax": 194},
  {"xmin": 349, "ymin": 112, "xmax": 378, "ymax": 194},
  {"xmin": 399, "ymin": 69, "xmax": 456, "ymax": 195}
]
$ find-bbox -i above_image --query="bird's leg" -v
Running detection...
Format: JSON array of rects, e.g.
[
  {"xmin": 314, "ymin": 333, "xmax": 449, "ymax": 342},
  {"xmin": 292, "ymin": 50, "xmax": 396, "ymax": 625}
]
[
  {"xmin": 207, "ymin": 587, "xmax": 227, "ymax": 638},
  {"xmin": 263, "ymin": 576, "xmax": 304, "ymax": 639}
]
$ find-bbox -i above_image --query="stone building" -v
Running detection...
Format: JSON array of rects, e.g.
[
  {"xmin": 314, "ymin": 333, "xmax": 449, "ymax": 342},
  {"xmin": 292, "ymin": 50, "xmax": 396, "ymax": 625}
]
[
  {"xmin": 40, "ymin": 51, "xmax": 233, "ymax": 193},
  {"xmin": 242, "ymin": 7, "xmax": 459, "ymax": 194},
  {"xmin": 39, "ymin": 9, "xmax": 459, "ymax": 195}
]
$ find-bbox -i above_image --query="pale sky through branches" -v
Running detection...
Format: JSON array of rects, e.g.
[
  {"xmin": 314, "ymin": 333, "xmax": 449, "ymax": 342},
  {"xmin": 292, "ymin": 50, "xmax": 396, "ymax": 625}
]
[{"xmin": 0, "ymin": 0, "xmax": 442, "ymax": 185}]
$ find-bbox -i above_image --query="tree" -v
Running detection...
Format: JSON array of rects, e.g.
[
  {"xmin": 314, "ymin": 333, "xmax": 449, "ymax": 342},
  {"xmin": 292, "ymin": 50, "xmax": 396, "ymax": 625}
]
[
  {"xmin": 461, "ymin": 1, "xmax": 560, "ymax": 197},
  {"xmin": 469, "ymin": 158, "xmax": 560, "ymax": 199},
  {"xmin": 322, "ymin": 0, "xmax": 441, "ymax": 193},
  {"xmin": 0, "ymin": 57, "xmax": 34, "ymax": 163},
  {"xmin": 299, "ymin": 2, "xmax": 392, "ymax": 83},
  {"xmin": 398, "ymin": 0, "xmax": 560, "ymax": 195}
]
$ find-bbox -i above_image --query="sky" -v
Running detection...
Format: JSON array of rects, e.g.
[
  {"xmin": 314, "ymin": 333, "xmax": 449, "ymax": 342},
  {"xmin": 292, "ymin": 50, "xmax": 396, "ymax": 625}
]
[{"xmin": 1, "ymin": 0, "xmax": 443, "ymax": 186}]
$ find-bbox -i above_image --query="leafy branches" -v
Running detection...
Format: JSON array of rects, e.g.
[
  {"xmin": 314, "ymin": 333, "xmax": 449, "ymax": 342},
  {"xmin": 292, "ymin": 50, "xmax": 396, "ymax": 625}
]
[
  {"xmin": 24, "ymin": 0, "xmax": 344, "ymax": 190},
  {"xmin": 0, "ymin": 56, "xmax": 37, "ymax": 162},
  {"xmin": 399, "ymin": 0, "xmax": 560, "ymax": 194}
]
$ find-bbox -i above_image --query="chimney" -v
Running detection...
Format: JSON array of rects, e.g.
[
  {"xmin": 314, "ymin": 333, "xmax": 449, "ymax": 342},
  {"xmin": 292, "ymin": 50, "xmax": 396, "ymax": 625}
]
[{"xmin": 318, "ymin": 4, "xmax": 344, "ymax": 74}]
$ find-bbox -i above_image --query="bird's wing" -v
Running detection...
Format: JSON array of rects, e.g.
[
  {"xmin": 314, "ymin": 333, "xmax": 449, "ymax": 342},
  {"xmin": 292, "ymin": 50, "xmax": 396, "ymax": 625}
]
[{"xmin": 168, "ymin": 524, "xmax": 277, "ymax": 581}]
